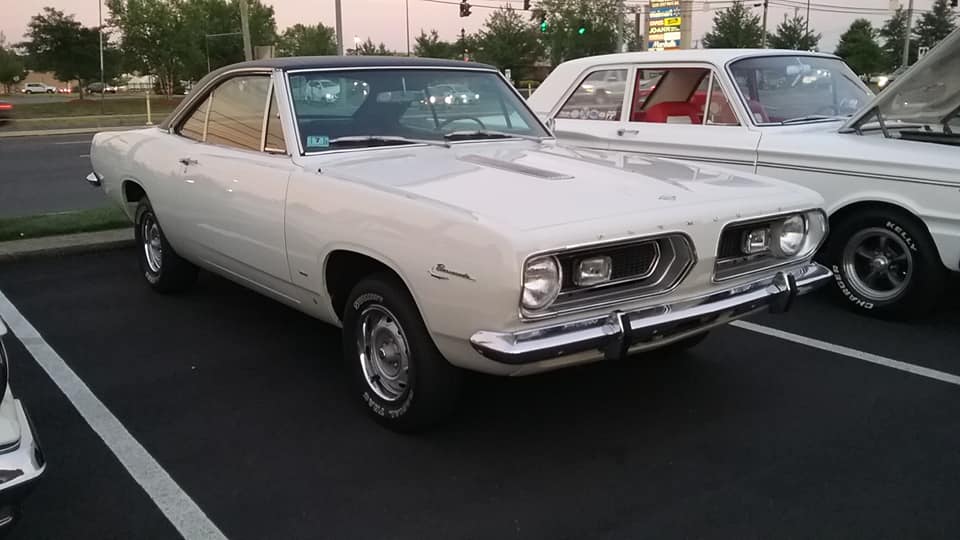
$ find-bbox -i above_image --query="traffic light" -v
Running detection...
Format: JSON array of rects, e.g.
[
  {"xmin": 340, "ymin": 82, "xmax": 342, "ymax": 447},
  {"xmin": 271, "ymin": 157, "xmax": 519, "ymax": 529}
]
[
  {"xmin": 459, "ymin": 0, "xmax": 471, "ymax": 17},
  {"xmin": 576, "ymin": 20, "xmax": 588, "ymax": 35},
  {"xmin": 539, "ymin": 16, "xmax": 548, "ymax": 32}
]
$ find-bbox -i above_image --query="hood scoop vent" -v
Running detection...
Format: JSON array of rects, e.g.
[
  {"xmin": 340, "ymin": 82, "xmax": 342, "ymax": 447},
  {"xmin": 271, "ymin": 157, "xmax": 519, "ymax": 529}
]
[{"xmin": 458, "ymin": 154, "xmax": 573, "ymax": 180}]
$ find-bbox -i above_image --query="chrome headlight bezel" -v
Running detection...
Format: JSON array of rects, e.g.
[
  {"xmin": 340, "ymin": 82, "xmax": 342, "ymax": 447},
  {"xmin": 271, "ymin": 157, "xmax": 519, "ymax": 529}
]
[
  {"xmin": 521, "ymin": 255, "xmax": 562, "ymax": 313},
  {"xmin": 714, "ymin": 210, "xmax": 828, "ymax": 281}
]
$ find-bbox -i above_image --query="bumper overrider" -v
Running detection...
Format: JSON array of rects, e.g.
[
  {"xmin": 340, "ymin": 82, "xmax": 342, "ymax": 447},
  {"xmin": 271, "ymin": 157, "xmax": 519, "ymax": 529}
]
[
  {"xmin": 0, "ymin": 400, "xmax": 45, "ymax": 525},
  {"xmin": 470, "ymin": 262, "xmax": 831, "ymax": 365}
]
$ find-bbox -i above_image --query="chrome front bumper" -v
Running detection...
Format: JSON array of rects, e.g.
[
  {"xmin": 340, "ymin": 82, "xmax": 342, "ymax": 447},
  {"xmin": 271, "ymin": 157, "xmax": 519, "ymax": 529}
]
[
  {"xmin": 470, "ymin": 263, "xmax": 831, "ymax": 365},
  {"xmin": 0, "ymin": 399, "xmax": 45, "ymax": 523}
]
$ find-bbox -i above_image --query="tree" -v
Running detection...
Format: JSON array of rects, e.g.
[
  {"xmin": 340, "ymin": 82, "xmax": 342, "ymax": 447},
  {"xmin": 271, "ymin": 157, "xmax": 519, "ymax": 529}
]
[
  {"xmin": 767, "ymin": 15, "xmax": 820, "ymax": 51},
  {"xmin": 107, "ymin": 0, "xmax": 278, "ymax": 92},
  {"xmin": 913, "ymin": 0, "xmax": 957, "ymax": 50},
  {"xmin": 413, "ymin": 30, "xmax": 457, "ymax": 59},
  {"xmin": 835, "ymin": 19, "xmax": 884, "ymax": 76},
  {"xmin": 531, "ymin": 0, "xmax": 621, "ymax": 66},
  {"xmin": 353, "ymin": 38, "xmax": 393, "ymax": 56},
  {"xmin": 474, "ymin": 7, "xmax": 543, "ymax": 80},
  {"xmin": 0, "ymin": 35, "xmax": 27, "ymax": 94},
  {"xmin": 20, "ymin": 8, "xmax": 113, "ymax": 98},
  {"xmin": 702, "ymin": 0, "xmax": 763, "ymax": 48},
  {"xmin": 277, "ymin": 23, "xmax": 336, "ymax": 57},
  {"xmin": 879, "ymin": 7, "xmax": 917, "ymax": 71}
]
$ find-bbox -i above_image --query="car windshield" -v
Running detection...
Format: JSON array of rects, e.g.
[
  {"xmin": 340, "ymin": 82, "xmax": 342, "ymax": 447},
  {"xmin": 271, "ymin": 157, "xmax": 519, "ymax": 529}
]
[
  {"xmin": 729, "ymin": 55, "xmax": 872, "ymax": 125},
  {"xmin": 287, "ymin": 69, "xmax": 548, "ymax": 153}
]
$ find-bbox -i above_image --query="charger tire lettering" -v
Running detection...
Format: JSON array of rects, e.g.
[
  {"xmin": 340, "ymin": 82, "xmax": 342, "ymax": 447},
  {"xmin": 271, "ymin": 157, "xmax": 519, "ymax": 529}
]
[{"xmin": 832, "ymin": 264, "xmax": 875, "ymax": 309}]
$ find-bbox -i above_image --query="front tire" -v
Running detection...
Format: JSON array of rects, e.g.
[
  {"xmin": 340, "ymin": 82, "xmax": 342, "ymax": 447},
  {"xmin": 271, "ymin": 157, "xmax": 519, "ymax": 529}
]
[
  {"xmin": 134, "ymin": 198, "xmax": 197, "ymax": 293},
  {"xmin": 342, "ymin": 274, "xmax": 462, "ymax": 432},
  {"xmin": 824, "ymin": 209, "xmax": 946, "ymax": 319}
]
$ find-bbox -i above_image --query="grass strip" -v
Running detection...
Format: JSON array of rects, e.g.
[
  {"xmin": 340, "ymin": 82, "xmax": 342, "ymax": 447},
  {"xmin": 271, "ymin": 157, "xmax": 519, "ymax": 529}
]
[
  {"xmin": 9, "ymin": 96, "xmax": 182, "ymax": 118},
  {"xmin": 0, "ymin": 207, "xmax": 131, "ymax": 242}
]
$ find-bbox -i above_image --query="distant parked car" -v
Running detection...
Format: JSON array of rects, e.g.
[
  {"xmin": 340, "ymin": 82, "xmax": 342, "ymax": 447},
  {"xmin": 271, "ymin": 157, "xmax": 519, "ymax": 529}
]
[
  {"xmin": 0, "ymin": 318, "xmax": 46, "ymax": 531},
  {"xmin": 0, "ymin": 100, "xmax": 12, "ymax": 124},
  {"xmin": 86, "ymin": 82, "xmax": 118, "ymax": 94},
  {"xmin": 21, "ymin": 82, "xmax": 57, "ymax": 94},
  {"xmin": 529, "ymin": 35, "xmax": 960, "ymax": 319}
]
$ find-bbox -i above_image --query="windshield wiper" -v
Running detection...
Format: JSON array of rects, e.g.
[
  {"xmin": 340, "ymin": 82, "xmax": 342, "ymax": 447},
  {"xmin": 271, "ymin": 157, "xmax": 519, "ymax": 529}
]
[
  {"xmin": 781, "ymin": 115, "xmax": 848, "ymax": 125},
  {"xmin": 328, "ymin": 135, "xmax": 450, "ymax": 148},
  {"xmin": 443, "ymin": 130, "xmax": 546, "ymax": 143}
]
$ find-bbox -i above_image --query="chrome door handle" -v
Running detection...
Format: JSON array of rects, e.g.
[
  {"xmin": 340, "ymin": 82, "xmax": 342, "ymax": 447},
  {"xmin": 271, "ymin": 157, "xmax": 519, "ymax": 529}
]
[
  {"xmin": 617, "ymin": 128, "xmax": 639, "ymax": 136},
  {"xmin": 179, "ymin": 157, "xmax": 198, "ymax": 166}
]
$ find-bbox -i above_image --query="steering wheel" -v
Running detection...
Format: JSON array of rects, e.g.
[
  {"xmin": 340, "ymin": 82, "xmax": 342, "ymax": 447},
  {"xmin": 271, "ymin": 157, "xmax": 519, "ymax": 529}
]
[{"xmin": 439, "ymin": 116, "xmax": 486, "ymax": 130}]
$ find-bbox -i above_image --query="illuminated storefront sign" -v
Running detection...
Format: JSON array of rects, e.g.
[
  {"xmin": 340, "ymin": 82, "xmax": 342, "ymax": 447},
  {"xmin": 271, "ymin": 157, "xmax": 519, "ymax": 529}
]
[{"xmin": 646, "ymin": 0, "xmax": 688, "ymax": 51}]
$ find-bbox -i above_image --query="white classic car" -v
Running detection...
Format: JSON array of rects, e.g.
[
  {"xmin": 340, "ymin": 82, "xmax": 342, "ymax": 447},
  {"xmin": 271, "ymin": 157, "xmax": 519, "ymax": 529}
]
[
  {"xmin": 0, "ymin": 319, "xmax": 46, "ymax": 530},
  {"xmin": 87, "ymin": 57, "xmax": 830, "ymax": 431},
  {"xmin": 529, "ymin": 32, "xmax": 960, "ymax": 319}
]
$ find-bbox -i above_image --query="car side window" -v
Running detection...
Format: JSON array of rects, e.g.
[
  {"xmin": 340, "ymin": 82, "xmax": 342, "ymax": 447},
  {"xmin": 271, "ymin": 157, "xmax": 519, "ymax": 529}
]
[
  {"xmin": 205, "ymin": 76, "xmax": 271, "ymax": 151},
  {"xmin": 628, "ymin": 68, "xmax": 739, "ymax": 126},
  {"xmin": 179, "ymin": 97, "xmax": 210, "ymax": 142},
  {"xmin": 264, "ymin": 91, "xmax": 286, "ymax": 153},
  {"xmin": 556, "ymin": 69, "xmax": 627, "ymax": 121},
  {"xmin": 698, "ymin": 73, "xmax": 740, "ymax": 126}
]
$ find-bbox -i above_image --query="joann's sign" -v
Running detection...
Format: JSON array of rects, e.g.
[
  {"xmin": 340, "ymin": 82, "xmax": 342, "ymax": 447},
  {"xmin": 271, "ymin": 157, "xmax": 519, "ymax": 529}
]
[{"xmin": 646, "ymin": 0, "xmax": 689, "ymax": 51}]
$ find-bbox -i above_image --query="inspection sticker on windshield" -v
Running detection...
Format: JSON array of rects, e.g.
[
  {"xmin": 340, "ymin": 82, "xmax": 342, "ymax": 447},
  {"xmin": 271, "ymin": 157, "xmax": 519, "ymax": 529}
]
[{"xmin": 307, "ymin": 135, "xmax": 330, "ymax": 148}]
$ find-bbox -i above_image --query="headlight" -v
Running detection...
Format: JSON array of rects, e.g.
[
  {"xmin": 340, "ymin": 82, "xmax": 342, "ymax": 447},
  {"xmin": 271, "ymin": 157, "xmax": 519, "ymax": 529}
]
[
  {"xmin": 772, "ymin": 214, "xmax": 806, "ymax": 257},
  {"xmin": 522, "ymin": 256, "xmax": 561, "ymax": 311}
]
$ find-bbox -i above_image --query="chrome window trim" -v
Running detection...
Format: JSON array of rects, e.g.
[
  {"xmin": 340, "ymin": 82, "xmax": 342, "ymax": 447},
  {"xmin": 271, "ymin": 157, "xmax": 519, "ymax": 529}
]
[
  {"xmin": 712, "ymin": 209, "xmax": 825, "ymax": 283},
  {"xmin": 282, "ymin": 66, "xmax": 553, "ymax": 157},
  {"xmin": 519, "ymin": 232, "xmax": 698, "ymax": 321}
]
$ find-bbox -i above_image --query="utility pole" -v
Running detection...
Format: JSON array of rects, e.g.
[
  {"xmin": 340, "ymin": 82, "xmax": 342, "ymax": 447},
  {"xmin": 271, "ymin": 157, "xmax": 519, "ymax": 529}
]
[
  {"xmin": 98, "ymin": 0, "xmax": 105, "ymax": 114},
  {"xmin": 760, "ymin": 0, "xmax": 769, "ymax": 48},
  {"xmin": 405, "ymin": 0, "xmax": 411, "ymax": 56},
  {"xmin": 902, "ymin": 0, "xmax": 914, "ymax": 68},
  {"xmin": 615, "ymin": 0, "xmax": 625, "ymax": 53},
  {"xmin": 805, "ymin": 0, "xmax": 811, "ymax": 35},
  {"xmin": 239, "ymin": 0, "xmax": 252, "ymax": 60},
  {"xmin": 635, "ymin": 9, "xmax": 642, "ymax": 51},
  {"xmin": 335, "ymin": 0, "xmax": 344, "ymax": 55}
]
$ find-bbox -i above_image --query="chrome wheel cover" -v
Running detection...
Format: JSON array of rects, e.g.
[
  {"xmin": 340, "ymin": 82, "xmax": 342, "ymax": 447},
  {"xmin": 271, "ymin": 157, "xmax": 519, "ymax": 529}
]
[
  {"xmin": 357, "ymin": 304, "xmax": 410, "ymax": 402},
  {"xmin": 141, "ymin": 213, "xmax": 163, "ymax": 274},
  {"xmin": 841, "ymin": 227, "xmax": 913, "ymax": 302}
]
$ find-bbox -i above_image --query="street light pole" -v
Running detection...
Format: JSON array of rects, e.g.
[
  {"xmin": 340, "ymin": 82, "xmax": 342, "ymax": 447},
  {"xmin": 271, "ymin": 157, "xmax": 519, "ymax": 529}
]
[
  {"xmin": 98, "ymin": 0, "xmax": 105, "ymax": 113},
  {"xmin": 335, "ymin": 0, "xmax": 344, "ymax": 55},
  {"xmin": 760, "ymin": 0, "xmax": 769, "ymax": 48},
  {"xmin": 902, "ymin": 0, "xmax": 915, "ymax": 68},
  {"xmin": 406, "ymin": 0, "xmax": 411, "ymax": 56},
  {"xmin": 239, "ymin": 0, "xmax": 253, "ymax": 61}
]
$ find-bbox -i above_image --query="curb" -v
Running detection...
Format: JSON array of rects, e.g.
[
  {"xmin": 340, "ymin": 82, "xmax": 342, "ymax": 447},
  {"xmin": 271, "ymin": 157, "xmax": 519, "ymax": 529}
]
[
  {"xmin": 0, "ymin": 126, "xmax": 140, "ymax": 138},
  {"xmin": 0, "ymin": 228, "xmax": 134, "ymax": 263}
]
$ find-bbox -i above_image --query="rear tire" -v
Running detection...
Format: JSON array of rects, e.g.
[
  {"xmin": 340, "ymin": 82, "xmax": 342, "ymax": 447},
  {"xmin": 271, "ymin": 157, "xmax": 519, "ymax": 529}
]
[
  {"xmin": 134, "ymin": 198, "xmax": 197, "ymax": 293},
  {"xmin": 342, "ymin": 273, "xmax": 462, "ymax": 432},
  {"xmin": 824, "ymin": 209, "xmax": 946, "ymax": 319}
]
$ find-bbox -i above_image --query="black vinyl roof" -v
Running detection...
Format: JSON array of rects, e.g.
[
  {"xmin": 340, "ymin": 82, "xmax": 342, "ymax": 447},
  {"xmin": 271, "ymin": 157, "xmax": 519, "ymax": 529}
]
[{"xmin": 218, "ymin": 56, "xmax": 496, "ymax": 72}]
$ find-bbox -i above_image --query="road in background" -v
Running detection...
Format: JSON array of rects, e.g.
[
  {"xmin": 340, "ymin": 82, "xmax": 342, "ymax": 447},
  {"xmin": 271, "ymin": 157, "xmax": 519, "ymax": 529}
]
[{"xmin": 0, "ymin": 134, "xmax": 108, "ymax": 218}]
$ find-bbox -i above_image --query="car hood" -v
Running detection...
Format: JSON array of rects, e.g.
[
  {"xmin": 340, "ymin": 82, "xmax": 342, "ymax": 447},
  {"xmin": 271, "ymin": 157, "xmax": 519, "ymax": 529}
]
[
  {"xmin": 843, "ymin": 27, "xmax": 960, "ymax": 130},
  {"xmin": 311, "ymin": 142, "xmax": 820, "ymax": 231}
]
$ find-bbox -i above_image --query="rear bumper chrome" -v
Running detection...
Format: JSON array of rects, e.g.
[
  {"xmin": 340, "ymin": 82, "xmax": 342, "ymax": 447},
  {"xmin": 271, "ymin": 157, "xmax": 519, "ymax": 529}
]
[{"xmin": 470, "ymin": 262, "xmax": 831, "ymax": 365}]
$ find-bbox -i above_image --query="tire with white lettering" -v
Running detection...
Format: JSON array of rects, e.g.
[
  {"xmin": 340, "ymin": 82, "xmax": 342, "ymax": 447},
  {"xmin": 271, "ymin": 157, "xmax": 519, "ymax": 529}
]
[
  {"xmin": 825, "ymin": 209, "xmax": 946, "ymax": 319},
  {"xmin": 343, "ymin": 274, "xmax": 463, "ymax": 432},
  {"xmin": 134, "ymin": 199, "xmax": 198, "ymax": 293}
]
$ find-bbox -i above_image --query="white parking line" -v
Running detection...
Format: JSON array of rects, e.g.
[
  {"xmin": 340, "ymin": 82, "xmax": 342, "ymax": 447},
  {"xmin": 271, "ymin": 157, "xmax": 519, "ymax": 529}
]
[
  {"xmin": 731, "ymin": 320, "xmax": 960, "ymax": 387},
  {"xmin": 0, "ymin": 291, "xmax": 228, "ymax": 540},
  {"xmin": 52, "ymin": 140, "xmax": 91, "ymax": 145}
]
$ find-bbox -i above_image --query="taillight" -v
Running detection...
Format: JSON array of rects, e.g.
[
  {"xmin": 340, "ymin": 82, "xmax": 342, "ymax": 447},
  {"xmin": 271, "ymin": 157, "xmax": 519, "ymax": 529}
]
[{"xmin": 0, "ymin": 104, "xmax": 12, "ymax": 110}]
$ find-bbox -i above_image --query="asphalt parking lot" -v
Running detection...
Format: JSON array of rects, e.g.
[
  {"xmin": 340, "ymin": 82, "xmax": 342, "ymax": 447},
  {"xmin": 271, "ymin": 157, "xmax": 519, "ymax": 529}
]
[{"xmin": 1, "ymin": 248, "xmax": 959, "ymax": 539}]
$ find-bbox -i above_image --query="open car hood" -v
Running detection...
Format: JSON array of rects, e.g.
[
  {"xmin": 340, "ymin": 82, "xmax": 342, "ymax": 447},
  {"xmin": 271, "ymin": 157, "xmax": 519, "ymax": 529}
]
[{"xmin": 843, "ymin": 27, "xmax": 960, "ymax": 131}]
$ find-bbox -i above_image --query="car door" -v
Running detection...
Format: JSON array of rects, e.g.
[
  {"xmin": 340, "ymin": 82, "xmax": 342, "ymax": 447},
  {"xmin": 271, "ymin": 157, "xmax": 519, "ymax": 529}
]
[
  {"xmin": 173, "ymin": 72, "xmax": 295, "ymax": 294},
  {"xmin": 551, "ymin": 65, "xmax": 633, "ymax": 150},
  {"xmin": 607, "ymin": 65, "xmax": 761, "ymax": 173}
]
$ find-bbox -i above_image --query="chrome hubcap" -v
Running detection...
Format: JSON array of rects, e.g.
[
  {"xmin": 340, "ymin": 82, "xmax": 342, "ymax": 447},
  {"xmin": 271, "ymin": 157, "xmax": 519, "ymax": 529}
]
[
  {"xmin": 841, "ymin": 227, "xmax": 912, "ymax": 302},
  {"xmin": 357, "ymin": 305, "xmax": 410, "ymax": 402},
  {"xmin": 141, "ymin": 214, "xmax": 163, "ymax": 274}
]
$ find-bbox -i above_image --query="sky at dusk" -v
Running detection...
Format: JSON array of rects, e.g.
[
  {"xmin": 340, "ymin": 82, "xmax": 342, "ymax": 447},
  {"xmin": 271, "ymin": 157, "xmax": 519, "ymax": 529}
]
[{"xmin": 1, "ymin": 0, "xmax": 940, "ymax": 57}]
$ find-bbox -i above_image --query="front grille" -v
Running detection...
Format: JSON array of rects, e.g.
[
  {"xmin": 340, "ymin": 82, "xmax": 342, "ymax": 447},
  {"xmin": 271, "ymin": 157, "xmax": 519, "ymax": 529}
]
[
  {"xmin": 714, "ymin": 215, "xmax": 795, "ymax": 281},
  {"xmin": 558, "ymin": 242, "xmax": 659, "ymax": 290},
  {"xmin": 525, "ymin": 234, "xmax": 696, "ymax": 319}
]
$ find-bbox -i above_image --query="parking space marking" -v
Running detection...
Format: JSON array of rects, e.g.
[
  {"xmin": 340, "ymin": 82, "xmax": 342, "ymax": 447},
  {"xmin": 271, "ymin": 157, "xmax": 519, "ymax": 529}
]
[
  {"xmin": 0, "ymin": 290, "xmax": 228, "ymax": 540},
  {"xmin": 52, "ymin": 140, "xmax": 91, "ymax": 145},
  {"xmin": 732, "ymin": 320, "xmax": 960, "ymax": 386}
]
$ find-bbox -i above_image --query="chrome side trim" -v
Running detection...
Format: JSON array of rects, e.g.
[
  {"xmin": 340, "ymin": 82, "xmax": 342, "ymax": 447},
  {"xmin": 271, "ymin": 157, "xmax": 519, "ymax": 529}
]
[
  {"xmin": 756, "ymin": 161, "xmax": 960, "ymax": 189},
  {"xmin": 472, "ymin": 263, "xmax": 831, "ymax": 365}
]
